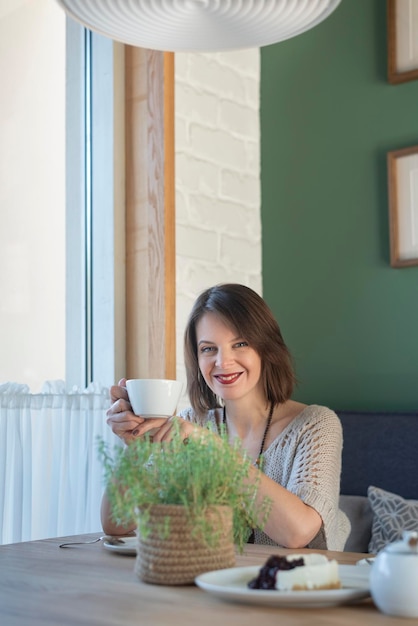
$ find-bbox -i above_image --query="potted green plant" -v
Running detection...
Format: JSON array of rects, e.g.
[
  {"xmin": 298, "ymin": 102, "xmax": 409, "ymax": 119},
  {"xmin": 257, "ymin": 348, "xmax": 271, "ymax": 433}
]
[{"xmin": 98, "ymin": 422, "xmax": 271, "ymax": 585}]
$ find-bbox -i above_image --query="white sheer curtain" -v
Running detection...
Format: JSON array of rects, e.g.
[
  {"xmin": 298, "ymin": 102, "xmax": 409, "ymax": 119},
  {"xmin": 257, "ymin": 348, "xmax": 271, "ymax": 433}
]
[{"xmin": 0, "ymin": 381, "xmax": 120, "ymax": 544}]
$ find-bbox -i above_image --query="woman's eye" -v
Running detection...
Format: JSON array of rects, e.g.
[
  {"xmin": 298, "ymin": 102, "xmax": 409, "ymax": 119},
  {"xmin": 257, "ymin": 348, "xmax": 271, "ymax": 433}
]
[
  {"xmin": 235, "ymin": 341, "xmax": 248, "ymax": 348},
  {"xmin": 200, "ymin": 345, "xmax": 215, "ymax": 353}
]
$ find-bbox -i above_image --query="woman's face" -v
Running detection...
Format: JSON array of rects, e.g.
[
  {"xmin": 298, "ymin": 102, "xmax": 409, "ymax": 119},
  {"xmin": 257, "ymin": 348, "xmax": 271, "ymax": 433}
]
[{"xmin": 195, "ymin": 312, "xmax": 263, "ymax": 403}]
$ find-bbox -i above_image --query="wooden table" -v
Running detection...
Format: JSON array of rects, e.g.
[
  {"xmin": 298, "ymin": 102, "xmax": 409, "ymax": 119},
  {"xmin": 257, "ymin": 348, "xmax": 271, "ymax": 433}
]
[{"xmin": 0, "ymin": 532, "xmax": 406, "ymax": 625}]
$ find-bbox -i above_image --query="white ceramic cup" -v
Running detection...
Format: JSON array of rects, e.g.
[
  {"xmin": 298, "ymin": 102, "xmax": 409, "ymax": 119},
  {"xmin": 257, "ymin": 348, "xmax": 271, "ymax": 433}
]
[{"xmin": 126, "ymin": 379, "xmax": 183, "ymax": 418}]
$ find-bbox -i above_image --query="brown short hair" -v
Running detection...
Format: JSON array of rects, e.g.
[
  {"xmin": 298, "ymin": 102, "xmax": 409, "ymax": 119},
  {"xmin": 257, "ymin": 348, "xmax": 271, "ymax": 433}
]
[{"xmin": 184, "ymin": 283, "xmax": 296, "ymax": 415}]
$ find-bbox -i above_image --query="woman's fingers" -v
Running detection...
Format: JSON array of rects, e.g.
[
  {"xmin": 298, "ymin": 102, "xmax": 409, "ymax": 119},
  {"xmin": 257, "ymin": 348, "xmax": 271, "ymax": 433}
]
[
  {"xmin": 107, "ymin": 416, "xmax": 141, "ymax": 439},
  {"xmin": 106, "ymin": 379, "xmax": 143, "ymax": 444},
  {"xmin": 131, "ymin": 418, "xmax": 169, "ymax": 438},
  {"xmin": 151, "ymin": 416, "xmax": 194, "ymax": 443},
  {"xmin": 106, "ymin": 399, "xmax": 145, "ymax": 442},
  {"xmin": 106, "ymin": 397, "xmax": 132, "ymax": 418},
  {"xmin": 110, "ymin": 383, "xmax": 129, "ymax": 404}
]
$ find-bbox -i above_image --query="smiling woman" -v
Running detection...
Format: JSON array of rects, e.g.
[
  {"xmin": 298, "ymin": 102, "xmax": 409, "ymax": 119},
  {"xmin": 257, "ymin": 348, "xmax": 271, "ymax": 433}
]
[{"xmin": 103, "ymin": 283, "xmax": 350, "ymax": 551}]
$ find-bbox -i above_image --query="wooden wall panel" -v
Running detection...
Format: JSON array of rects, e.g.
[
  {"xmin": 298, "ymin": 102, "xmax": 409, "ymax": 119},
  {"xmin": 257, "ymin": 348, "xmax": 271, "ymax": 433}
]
[{"xmin": 125, "ymin": 48, "xmax": 175, "ymax": 380}]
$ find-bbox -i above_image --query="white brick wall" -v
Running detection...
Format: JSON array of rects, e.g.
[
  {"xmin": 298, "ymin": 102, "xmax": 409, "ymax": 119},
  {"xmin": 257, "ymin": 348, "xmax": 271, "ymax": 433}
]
[{"xmin": 174, "ymin": 49, "xmax": 261, "ymax": 407}]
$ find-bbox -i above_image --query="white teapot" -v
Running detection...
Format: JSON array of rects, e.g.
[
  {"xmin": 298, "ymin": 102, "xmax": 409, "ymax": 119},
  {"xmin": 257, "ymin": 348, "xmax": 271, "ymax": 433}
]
[{"xmin": 370, "ymin": 530, "xmax": 418, "ymax": 618}]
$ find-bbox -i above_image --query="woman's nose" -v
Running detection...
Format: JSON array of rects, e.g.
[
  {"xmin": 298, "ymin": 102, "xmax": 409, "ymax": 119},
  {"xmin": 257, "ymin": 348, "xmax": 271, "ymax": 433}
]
[{"xmin": 215, "ymin": 348, "xmax": 234, "ymax": 368}]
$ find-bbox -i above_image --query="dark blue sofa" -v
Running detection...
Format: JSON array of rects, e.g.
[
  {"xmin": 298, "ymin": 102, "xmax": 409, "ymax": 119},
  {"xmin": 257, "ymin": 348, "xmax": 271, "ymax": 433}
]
[{"xmin": 336, "ymin": 410, "xmax": 418, "ymax": 552}]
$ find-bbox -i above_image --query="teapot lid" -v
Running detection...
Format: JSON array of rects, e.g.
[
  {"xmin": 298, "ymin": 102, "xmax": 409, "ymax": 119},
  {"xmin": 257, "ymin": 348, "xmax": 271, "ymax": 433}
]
[{"xmin": 385, "ymin": 531, "xmax": 418, "ymax": 554}]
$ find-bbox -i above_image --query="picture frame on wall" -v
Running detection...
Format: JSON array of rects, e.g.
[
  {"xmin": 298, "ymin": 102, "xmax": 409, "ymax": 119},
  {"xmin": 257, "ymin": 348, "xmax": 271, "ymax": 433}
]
[
  {"xmin": 387, "ymin": 0, "xmax": 418, "ymax": 84},
  {"xmin": 387, "ymin": 145, "xmax": 418, "ymax": 268}
]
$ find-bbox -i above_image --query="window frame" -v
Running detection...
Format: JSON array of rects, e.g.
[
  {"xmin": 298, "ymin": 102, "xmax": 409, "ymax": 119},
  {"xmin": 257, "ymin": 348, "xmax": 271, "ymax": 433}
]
[{"xmin": 65, "ymin": 20, "xmax": 125, "ymax": 389}]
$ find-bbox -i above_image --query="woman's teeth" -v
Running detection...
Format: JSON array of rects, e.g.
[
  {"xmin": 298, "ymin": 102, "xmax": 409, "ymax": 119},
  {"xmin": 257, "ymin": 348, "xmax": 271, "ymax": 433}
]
[{"xmin": 216, "ymin": 373, "xmax": 241, "ymax": 384}]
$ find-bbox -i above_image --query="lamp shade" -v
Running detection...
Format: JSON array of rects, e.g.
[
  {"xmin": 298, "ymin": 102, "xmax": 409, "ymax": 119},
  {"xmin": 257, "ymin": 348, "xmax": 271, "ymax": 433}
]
[{"xmin": 55, "ymin": 0, "xmax": 343, "ymax": 52}]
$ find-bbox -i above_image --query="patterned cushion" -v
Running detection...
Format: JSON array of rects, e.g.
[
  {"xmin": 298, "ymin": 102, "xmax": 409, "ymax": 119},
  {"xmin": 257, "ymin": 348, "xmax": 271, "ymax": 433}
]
[{"xmin": 368, "ymin": 485, "xmax": 418, "ymax": 553}]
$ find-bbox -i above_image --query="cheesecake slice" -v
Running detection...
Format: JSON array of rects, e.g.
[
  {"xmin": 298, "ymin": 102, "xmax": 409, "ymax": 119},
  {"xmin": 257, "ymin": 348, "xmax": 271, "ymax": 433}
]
[{"xmin": 248, "ymin": 553, "xmax": 341, "ymax": 591}]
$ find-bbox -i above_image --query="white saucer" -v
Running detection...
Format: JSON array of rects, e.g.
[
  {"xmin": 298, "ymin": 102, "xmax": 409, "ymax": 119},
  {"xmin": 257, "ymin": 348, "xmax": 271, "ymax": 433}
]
[{"xmin": 103, "ymin": 536, "xmax": 137, "ymax": 555}]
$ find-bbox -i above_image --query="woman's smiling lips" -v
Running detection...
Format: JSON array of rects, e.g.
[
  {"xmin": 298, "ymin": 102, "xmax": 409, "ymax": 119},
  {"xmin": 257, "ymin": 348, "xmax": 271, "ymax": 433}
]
[{"xmin": 214, "ymin": 373, "xmax": 242, "ymax": 385}]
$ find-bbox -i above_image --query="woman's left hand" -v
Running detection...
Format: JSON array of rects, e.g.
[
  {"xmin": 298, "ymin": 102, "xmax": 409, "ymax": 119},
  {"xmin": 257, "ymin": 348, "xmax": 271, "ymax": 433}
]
[{"xmin": 145, "ymin": 415, "xmax": 197, "ymax": 443}]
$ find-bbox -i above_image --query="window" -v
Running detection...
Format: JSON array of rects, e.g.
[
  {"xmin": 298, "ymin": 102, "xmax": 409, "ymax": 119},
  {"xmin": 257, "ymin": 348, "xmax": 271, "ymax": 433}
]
[{"xmin": 0, "ymin": 2, "xmax": 124, "ymax": 391}]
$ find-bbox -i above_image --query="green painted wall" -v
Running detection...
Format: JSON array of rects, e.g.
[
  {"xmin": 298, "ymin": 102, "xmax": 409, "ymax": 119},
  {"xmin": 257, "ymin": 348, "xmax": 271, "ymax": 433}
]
[{"xmin": 261, "ymin": 0, "xmax": 418, "ymax": 411}]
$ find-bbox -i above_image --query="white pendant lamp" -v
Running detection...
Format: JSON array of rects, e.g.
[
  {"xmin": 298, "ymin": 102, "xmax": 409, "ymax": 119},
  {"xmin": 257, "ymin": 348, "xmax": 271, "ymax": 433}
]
[{"xmin": 55, "ymin": 0, "xmax": 342, "ymax": 52}]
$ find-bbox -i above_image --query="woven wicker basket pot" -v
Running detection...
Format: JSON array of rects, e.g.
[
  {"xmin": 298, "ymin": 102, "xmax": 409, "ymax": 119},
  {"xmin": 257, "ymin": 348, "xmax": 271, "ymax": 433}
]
[{"xmin": 134, "ymin": 504, "xmax": 236, "ymax": 585}]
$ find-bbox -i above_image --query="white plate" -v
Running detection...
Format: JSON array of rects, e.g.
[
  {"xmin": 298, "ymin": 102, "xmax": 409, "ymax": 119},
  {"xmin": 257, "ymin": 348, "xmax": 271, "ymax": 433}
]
[
  {"xmin": 103, "ymin": 536, "xmax": 137, "ymax": 555},
  {"xmin": 195, "ymin": 565, "xmax": 370, "ymax": 608}
]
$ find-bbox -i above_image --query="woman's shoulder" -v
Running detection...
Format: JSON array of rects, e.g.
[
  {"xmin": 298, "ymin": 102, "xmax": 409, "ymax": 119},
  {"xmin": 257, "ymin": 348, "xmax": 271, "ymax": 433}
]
[
  {"xmin": 297, "ymin": 405, "xmax": 344, "ymax": 444},
  {"xmin": 282, "ymin": 401, "xmax": 338, "ymax": 423},
  {"xmin": 299, "ymin": 404, "xmax": 340, "ymax": 420},
  {"xmin": 291, "ymin": 403, "xmax": 342, "ymax": 433}
]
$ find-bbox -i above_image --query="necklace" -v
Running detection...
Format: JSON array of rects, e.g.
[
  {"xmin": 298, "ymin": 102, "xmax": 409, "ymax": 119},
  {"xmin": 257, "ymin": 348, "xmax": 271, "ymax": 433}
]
[{"xmin": 222, "ymin": 403, "xmax": 274, "ymax": 467}]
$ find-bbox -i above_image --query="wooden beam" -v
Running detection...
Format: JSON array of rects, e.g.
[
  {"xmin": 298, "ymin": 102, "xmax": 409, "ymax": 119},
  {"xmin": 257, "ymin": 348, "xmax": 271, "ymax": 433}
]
[{"xmin": 125, "ymin": 48, "xmax": 175, "ymax": 380}]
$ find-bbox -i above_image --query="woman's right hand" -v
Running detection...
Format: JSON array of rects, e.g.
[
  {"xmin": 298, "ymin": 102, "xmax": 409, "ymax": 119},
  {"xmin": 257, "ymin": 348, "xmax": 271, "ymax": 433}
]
[
  {"xmin": 106, "ymin": 378, "xmax": 146, "ymax": 444},
  {"xmin": 106, "ymin": 378, "xmax": 168, "ymax": 444}
]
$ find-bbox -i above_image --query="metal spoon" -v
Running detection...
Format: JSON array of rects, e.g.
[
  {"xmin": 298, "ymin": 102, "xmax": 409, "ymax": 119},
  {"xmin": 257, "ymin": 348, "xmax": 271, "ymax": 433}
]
[{"xmin": 59, "ymin": 536, "xmax": 125, "ymax": 548}]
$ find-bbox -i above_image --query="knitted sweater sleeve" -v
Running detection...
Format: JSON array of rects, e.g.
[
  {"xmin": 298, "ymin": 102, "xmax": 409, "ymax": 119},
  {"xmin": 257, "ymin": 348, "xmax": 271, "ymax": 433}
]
[{"xmin": 254, "ymin": 405, "xmax": 350, "ymax": 550}]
